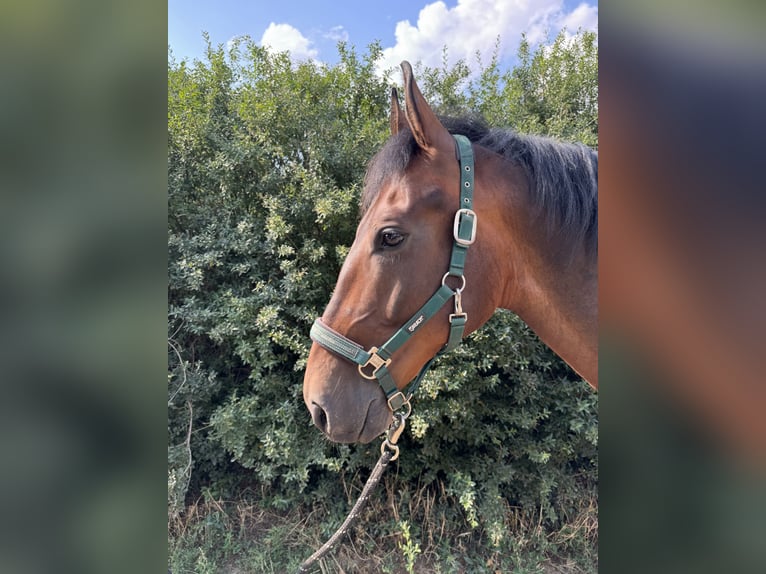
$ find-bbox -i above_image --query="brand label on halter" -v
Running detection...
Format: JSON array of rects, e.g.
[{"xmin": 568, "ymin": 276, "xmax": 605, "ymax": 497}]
[{"xmin": 408, "ymin": 315, "xmax": 425, "ymax": 333}]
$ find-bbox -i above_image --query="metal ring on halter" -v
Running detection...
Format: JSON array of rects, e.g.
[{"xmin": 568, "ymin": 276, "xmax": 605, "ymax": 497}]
[
  {"xmin": 441, "ymin": 271, "xmax": 466, "ymax": 293},
  {"xmin": 387, "ymin": 393, "xmax": 412, "ymax": 418}
]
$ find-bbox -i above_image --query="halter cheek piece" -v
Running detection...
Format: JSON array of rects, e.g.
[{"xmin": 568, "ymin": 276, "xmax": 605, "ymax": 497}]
[{"xmin": 310, "ymin": 135, "xmax": 477, "ymax": 414}]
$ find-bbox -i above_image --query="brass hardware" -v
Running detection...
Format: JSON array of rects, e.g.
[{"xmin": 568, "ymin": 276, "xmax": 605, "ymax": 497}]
[
  {"xmin": 357, "ymin": 347, "xmax": 391, "ymax": 380},
  {"xmin": 386, "ymin": 392, "xmax": 411, "ymax": 417},
  {"xmin": 381, "ymin": 412, "xmax": 408, "ymax": 461}
]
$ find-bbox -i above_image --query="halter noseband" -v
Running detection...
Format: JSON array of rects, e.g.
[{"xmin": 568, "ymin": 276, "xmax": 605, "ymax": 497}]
[{"xmin": 310, "ymin": 134, "xmax": 477, "ymax": 413}]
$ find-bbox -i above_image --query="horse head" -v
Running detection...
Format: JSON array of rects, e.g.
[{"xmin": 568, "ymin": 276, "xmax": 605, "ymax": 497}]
[{"xmin": 302, "ymin": 62, "xmax": 499, "ymax": 442}]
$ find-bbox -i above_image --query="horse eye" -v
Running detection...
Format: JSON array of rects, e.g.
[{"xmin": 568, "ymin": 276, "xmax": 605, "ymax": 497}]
[{"xmin": 380, "ymin": 229, "xmax": 405, "ymax": 248}]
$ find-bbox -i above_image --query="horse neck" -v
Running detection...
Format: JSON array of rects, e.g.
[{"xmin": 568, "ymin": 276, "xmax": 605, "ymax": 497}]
[
  {"xmin": 482, "ymin": 155, "xmax": 598, "ymax": 387},
  {"xmin": 515, "ymin": 251, "xmax": 598, "ymax": 387}
]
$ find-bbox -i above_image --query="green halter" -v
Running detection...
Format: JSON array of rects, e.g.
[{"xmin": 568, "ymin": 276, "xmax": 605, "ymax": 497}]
[{"xmin": 310, "ymin": 134, "xmax": 477, "ymax": 413}]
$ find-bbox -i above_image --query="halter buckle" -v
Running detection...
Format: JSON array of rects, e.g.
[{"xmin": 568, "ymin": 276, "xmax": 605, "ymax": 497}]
[
  {"xmin": 453, "ymin": 208, "xmax": 477, "ymax": 246},
  {"xmin": 358, "ymin": 347, "xmax": 391, "ymax": 380}
]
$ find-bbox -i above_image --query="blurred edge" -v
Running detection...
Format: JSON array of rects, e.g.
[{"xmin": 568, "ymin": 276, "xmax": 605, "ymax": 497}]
[
  {"xmin": 1, "ymin": 0, "xmax": 765, "ymax": 573},
  {"xmin": 0, "ymin": 1, "xmax": 167, "ymax": 574},
  {"xmin": 600, "ymin": 1, "xmax": 766, "ymax": 573}
]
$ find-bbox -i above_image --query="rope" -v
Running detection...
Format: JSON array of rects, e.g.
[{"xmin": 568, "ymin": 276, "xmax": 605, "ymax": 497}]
[
  {"xmin": 297, "ymin": 447, "xmax": 395, "ymax": 573},
  {"xmin": 298, "ymin": 412, "xmax": 408, "ymax": 573}
]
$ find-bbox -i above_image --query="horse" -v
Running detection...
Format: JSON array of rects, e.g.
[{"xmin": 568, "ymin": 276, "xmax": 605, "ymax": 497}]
[{"xmin": 303, "ymin": 61, "xmax": 597, "ymax": 444}]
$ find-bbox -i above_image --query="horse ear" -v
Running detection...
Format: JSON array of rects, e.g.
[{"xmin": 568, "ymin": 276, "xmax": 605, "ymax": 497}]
[
  {"xmin": 389, "ymin": 87, "xmax": 407, "ymax": 135},
  {"xmin": 400, "ymin": 61, "xmax": 454, "ymax": 156}
]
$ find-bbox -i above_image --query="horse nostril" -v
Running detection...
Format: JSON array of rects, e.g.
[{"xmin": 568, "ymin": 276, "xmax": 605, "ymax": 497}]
[{"xmin": 310, "ymin": 401, "xmax": 328, "ymax": 433}]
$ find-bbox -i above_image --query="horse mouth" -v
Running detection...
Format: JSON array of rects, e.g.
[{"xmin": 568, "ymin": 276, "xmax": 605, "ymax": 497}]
[
  {"xmin": 322, "ymin": 397, "xmax": 390, "ymax": 444},
  {"xmin": 355, "ymin": 403, "xmax": 372, "ymax": 443},
  {"xmin": 363, "ymin": 395, "xmax": 396, "ymax": 443},
  {"xmin": 305, "ymin": 368, "xmax": 394, "ymax": 444},
  {"xmin": 347, "ymin": 400, "xmax": 381, "ymax": 444}
]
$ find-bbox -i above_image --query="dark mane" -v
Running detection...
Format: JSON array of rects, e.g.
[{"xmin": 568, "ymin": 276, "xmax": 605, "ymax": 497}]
[{"xmin": 362, "ymin": 116, "xmax": 598, "ymax": 258}]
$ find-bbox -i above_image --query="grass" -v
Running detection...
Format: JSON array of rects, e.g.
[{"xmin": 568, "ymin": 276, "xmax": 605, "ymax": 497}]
[{"xmin": 168, "ymin": 475, "xmax": 597, "ymax": 574}]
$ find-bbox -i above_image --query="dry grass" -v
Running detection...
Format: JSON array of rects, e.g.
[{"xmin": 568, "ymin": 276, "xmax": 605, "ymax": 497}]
[{"xmin": 169, "ymin": 476, "xmax": 597, "ymax": 574}]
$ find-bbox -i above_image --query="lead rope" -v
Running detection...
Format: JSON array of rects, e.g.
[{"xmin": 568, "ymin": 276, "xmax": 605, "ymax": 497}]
[{"xmin": 297, "ymin": 410, "xmax": 409, "ymax": 573}]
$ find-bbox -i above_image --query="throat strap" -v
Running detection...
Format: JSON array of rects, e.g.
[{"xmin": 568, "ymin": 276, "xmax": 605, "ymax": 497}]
[{"xmin": 310, "ymin": 134, "xmax": 476, "ymax": 412}]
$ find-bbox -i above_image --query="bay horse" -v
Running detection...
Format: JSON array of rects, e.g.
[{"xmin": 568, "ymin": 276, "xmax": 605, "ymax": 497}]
[{"xmin": 303, "ymin": 61, "xmax": 597, "ymax": 444}]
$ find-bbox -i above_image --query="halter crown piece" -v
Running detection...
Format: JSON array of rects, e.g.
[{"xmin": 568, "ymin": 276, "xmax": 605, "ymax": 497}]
[{"xmin": 310, "ymin": 134, "xmax": 477, "ymax": 415}]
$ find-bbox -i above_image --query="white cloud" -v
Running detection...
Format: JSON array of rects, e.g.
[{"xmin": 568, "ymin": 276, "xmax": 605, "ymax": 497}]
[
  {"xmin": 559, "ymin": 2, "xmax": 598, "ymax": 36},
  {"xmin": 259, "ymin": 22, "xmax": 318, "ymax": 61},
  {"xmin": 325, "ymin": 25, "xmax": 350, "ymax": 44},
  {"xmin": 377, "ymin": 0, "xmax": 598, "ymax": 76}
]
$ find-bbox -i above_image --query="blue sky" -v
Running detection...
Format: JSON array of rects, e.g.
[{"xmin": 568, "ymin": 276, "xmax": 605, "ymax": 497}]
[{"xmin": 169, "ymin": 0, "xmax": 597, "ymax": 73}]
